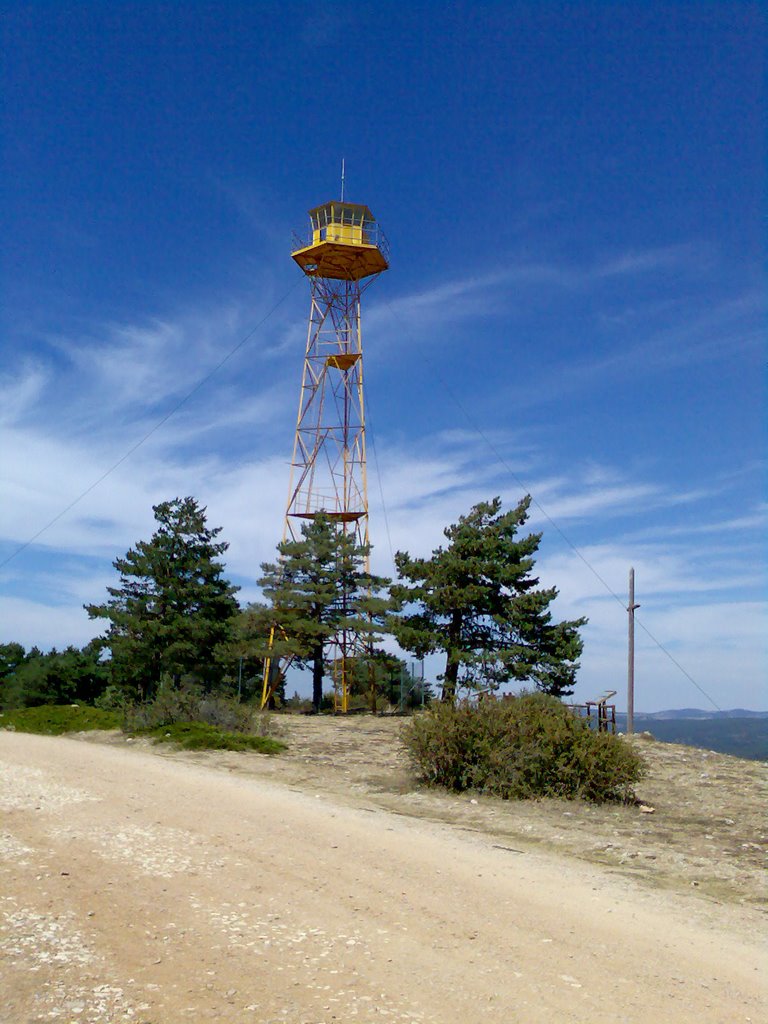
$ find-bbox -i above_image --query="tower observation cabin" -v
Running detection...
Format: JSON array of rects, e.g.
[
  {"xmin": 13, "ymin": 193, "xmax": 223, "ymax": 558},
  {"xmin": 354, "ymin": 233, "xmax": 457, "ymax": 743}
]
[{"xmin": 291, "ymin": 201, "xmax": 389, "ymax": 281}]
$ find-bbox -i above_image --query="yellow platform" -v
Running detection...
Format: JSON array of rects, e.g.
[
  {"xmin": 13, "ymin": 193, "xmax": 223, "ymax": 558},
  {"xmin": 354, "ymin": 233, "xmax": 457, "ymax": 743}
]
[
  {"xmin": 292, "ymin": 201, "xmax": 389, "ymax": 281},
  {"xmin": 288, "ymin": 510, "xmax": 364, "ymax": 523}
]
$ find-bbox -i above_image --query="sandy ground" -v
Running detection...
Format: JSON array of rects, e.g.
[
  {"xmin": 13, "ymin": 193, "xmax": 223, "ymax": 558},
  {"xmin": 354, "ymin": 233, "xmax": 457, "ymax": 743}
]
[
  {"xmin": 200, "ymin": 716, "xmax": 768, "ymax": 911},
  {"xmin": 0, "ymin": 725, "xmax": 765, "ymax": 1024}
]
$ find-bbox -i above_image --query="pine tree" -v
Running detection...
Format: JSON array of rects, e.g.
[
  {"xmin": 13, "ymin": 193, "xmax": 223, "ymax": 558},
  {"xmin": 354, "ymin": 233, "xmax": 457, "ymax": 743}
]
[
  {"xmin": 390, "ymin": 496, "xmax": 586, "ymax": 702},
  {"xmin": 1, "ymin": 643, "xmax": 109, "ymax": 709},
  {"xmin": 86, "ymin": 497, "xmax": 239, "ymax": 699},
  {"xmin": 256, "ymin": 516, "xmax": 392, "ymax": 711}
]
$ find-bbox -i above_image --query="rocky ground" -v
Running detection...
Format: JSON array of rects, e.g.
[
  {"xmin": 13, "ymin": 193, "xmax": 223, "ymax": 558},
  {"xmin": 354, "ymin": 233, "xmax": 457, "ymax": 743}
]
[
  {"xmin": 174, "ymin": 714, "xmax": 767, "ymax": 910},
  {"xmin": 1, "ymin": 718, "xmax": 765, "ymax": 1023}
]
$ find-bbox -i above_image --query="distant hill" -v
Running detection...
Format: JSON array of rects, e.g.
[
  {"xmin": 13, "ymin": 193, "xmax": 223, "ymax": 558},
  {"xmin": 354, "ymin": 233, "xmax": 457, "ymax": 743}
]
[
  {"xmin": 616, "ymin": 713, "xmax": 767, "ymax": 761},
  {"xmin": 634, "ymin": 708, "xmax": 768, "ymax": 721}
]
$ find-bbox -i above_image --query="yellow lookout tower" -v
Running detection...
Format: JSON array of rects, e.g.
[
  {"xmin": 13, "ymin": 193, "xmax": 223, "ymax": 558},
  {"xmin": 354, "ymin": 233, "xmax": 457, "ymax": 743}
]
[{"xmin": 261, "ymin": 198, "xmax": 389, "ymax": 711}]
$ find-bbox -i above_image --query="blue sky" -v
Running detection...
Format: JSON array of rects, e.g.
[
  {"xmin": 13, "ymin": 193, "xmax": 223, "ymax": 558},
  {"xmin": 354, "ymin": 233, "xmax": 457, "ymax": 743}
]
[{"xmin": 1, "ymin": 2, "xmax": 764, "ymax": 710}]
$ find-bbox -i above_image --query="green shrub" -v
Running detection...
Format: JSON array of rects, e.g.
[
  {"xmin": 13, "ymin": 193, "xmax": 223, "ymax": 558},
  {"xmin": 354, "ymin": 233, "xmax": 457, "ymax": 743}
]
[
  {"xmin": 122, "ymin": 682, "xmax": 204, "ymax": 731},
  {"xmin": 137, "ymin": 721, "xmax": 285, "ymax": 754},
  {"xmin": 0, "ymin": 705, "xmax": 120, "ymax": 735},
  {"xmin": 122, "ymin": 684, "xmax": 256, "ymax": 733},
  {"xmin": 93, "ymin": 684, "xmax": 128, "ymax": 711},
  {"xmin": 120, "ymin": 682, "xmax": 283, "ymax": 752},
  {"xmin": 402, "ymin": 692, "xmax": 646, "ymax": 803}
]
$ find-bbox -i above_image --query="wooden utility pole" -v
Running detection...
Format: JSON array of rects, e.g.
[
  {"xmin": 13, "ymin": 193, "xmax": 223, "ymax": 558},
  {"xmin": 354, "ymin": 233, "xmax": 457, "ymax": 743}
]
[{"xmin": 627, "ymin": 568, "xmax": 640, "ymax": 735}]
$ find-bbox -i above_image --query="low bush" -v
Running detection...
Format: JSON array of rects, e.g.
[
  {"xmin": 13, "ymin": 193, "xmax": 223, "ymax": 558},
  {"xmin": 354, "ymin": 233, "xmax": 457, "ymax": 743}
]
[
  {"xmin": 137, "ymin": 721, "xmax": 285, "ymax": 754},
  {"xmin": 120, "ymin": 682, "xmax": 283, "ymax": 752},
  {"xmin": 0, "ymin": 704, "xmax": 120, "ymax": 735},
  {"xmin": 402, "ymin": 691, "xmax": 646, "ymax": 803},
  {"xmin": 122, "ymin": 684, "xmax": 252, "ymax": 734},
  {"xmin": 0, "ymin": 694, "xmax": 284, "ymax": 754},
  {"xmin": 93, "ymin": 685, "xmax": 128, "ymax": 711}
]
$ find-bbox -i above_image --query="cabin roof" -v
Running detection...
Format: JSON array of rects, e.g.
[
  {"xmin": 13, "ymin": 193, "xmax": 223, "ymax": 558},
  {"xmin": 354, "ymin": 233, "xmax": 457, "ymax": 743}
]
[{"xmin": 307, "ymin": 201, "xmax": 375, "ymax": 220}]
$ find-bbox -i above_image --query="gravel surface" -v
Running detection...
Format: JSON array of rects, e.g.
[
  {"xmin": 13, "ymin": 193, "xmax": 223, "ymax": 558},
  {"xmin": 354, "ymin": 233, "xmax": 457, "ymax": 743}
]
[{"xmin": 1, "ymin": 723, "xmax": 765, "ymax": 1023}]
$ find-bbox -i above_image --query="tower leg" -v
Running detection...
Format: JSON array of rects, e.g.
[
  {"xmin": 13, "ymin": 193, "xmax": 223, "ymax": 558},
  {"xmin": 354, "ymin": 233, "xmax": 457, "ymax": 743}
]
[{"xmin": 261, "ymin": 275, "xmax": 374, "ymax": 712}]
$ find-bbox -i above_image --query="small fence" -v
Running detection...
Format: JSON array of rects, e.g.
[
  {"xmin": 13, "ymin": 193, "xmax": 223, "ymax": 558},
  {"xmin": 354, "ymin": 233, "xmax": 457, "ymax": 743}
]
[
  {"xmin": 566, "ymin": 692, "xmax": 617, "ymax": 734},
  {"xmin": 476, "ymin": 688, "xmax": 618, "ymax": 734}
]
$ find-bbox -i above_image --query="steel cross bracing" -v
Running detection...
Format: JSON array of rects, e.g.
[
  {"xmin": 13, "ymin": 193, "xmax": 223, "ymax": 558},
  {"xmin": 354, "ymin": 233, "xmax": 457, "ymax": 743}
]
[
  {"xmin": 285, "ymin": 275, "xmax": 371, "ymax": 542},
  {"xmin": 261, "ymin": 273, "xmax": 382, "ymax": 713}
]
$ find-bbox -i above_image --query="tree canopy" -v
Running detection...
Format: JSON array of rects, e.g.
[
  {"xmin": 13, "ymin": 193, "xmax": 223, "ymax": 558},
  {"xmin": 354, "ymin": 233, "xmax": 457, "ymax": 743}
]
[
  {"xmin": 390, "ymin": 496, "xmax": 586, "ymax": 701},
  {"xmin": 86, "ymin": 497, "xmax": 239, "ymax": 699},
  {"xmin": 256, "ymin": 516, "xmax": 392, "ymax": 710},
  {"xmin": 0, "ymin": 642, "xmax": 108, "ymax": 710}
]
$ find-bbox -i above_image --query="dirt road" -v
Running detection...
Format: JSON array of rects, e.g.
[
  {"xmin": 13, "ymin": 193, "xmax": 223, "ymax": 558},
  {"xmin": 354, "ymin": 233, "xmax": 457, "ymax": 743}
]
[{"xmin": 1, "ymin": 731, "xmax": 764, "ymax": 1023}]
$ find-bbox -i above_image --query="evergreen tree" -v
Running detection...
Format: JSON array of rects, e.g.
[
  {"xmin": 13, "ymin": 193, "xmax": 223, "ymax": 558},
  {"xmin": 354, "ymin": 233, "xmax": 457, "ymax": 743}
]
[
  {"xmin": 218, "ymin": 606, "xmax": 271, "ymax": 702},
  {"xmin": 1, "ymin": 642, "xmax": 108, "ymax": 709},
  {"xmin": 0, "ymin": 642, "xmax": 26, "ymax": 687},
  {"xmin": 256, "ymin": 516, "xmax": 392, "ymax": 711},
  {"xmin": 390, "ymin": 496, "xmax": 586, "ymax": 701},
  {"xmin": 357, "ymin": 652, "xmax": 434, "ymax": 710},
  {"xmin": 86, "ymin": 497, "xmax": 239, "ymax": 699},
  {"xmin": 229, "ymin": 601, "xmax": 293, "ymax": 706}
]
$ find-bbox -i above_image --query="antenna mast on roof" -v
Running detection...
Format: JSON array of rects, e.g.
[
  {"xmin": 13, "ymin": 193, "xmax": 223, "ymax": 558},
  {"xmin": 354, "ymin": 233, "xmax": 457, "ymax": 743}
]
[{"xmin": 340, "ymin": 157, "xmax": 345, "ymax": 201}]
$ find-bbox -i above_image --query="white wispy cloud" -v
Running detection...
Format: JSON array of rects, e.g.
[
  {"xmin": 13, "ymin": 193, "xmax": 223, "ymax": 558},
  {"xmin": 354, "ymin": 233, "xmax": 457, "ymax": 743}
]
[
  {"xmin": 593, "ymin": 242, "xmax": 709, "ymax": 279},
  {"xmin": 365, "ymin": 242, "xmax": 710, "ymax": 340},
  {"xmin": 545, "ymin": 288, "xmax": 765, "ymax": 393},
  {"xmin": 1, "ymin": 237, "xmax": 763, "ymax": 711},
  {"xmin": 0, "ymin": 362, "xmax": 50, "ymax": 425},
  {"xmin": 0, "ymin": 595, "xmax": 101, "ymax": 651},
  {"xmin": 623, "ymin": 505, "xmax": 768, "ymax": 542},
  {"xmin": 43, "ymin": 300, "xmax": 276, "ymax": 417}
]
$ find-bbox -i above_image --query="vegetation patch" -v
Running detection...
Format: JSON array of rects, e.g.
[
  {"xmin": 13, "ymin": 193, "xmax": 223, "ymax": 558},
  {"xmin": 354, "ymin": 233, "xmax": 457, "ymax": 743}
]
[
  {"xmin": 0, "ymin": 704, "xmax": 121, "ymax": 735},
  {"xmin": 119, "ymin": 685, "xmax": 286, "ymax": 753},
  {"xmin": 402, "ymin": 692, "xmax": 647, "ymax": 803},
  {"xmin": 121, "ymin": 685, "xmax": 256, "ymax": 734},
  {"xmin": 136, "ymin": 720, "xmax": 285, "ymax": 753},
  {"xmin": 0, "ymin": 690, "xmax": 285, "ymax": 754}
]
